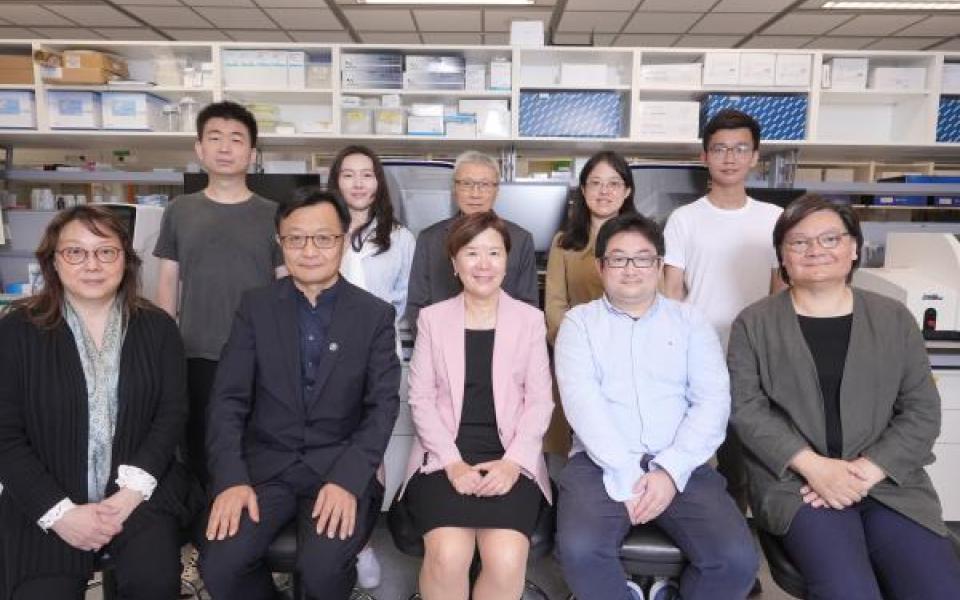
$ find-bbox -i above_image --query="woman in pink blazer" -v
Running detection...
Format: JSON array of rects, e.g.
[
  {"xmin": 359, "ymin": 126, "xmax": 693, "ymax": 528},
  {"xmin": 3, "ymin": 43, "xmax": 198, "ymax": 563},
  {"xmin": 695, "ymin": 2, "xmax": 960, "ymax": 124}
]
[{"xmin": 400, "ymin": 211, "xmax": 554, "ymax": 600}]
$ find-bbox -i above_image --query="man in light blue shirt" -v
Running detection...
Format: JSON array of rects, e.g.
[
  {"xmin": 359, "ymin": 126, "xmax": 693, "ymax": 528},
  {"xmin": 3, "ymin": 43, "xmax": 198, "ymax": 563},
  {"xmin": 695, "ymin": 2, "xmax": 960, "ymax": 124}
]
[{"xmin": 554, "ymin": 213, "xmax": 758, "ymax": 600}]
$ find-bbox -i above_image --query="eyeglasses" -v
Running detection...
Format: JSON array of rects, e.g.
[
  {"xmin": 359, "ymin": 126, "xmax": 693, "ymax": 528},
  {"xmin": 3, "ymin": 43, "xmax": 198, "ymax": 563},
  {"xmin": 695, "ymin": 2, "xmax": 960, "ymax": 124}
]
[
  {"xmin": 57, "ymin": 246, "xmax": 122, "ymax": 265},
  {"xmin": 785, "ymin": 232, "xmax": 850, "ymax": 254},
  {"xmin": 455, "ymin": 179, "xmax": 498, "ymax": 192},
  {"xmin": 584, "ymin": 179, "xmax": 626, "ymax": 192},
  {"xmin": 707, "ymin": 144, "xmax": 755, "ymax": 160},
  {"xmin": 602, "ymin": 255, "xmax": 660, "ymax": 269},
  {"xmin": 278, "ymin": 233, "xmax": 343, "ymax": 250}
]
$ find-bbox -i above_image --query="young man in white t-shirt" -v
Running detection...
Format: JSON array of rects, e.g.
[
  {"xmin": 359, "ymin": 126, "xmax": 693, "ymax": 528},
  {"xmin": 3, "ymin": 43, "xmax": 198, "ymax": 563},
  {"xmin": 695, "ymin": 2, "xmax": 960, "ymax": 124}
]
[{"xmin": 662, "ymin": 109, "xmax": 785, "ymax": 523}]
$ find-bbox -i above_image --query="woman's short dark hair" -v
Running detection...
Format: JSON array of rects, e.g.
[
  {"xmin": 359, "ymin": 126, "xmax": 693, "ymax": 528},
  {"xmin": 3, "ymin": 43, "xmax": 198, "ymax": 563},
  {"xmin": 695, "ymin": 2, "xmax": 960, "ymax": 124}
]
[
  {"xmin": 276, "ymin": 187, "xmax": 350, "ymax": 234},
  {"xmin": 327, "ymin": 145, "xmax": 399, "ymax": 255},
  {"xmin": 196, "ymin": 100, "xmax": 258, "ymax": 147},
  {"xmin": 14, "ymin": 205, "xmax": 146, "ymax": 329},
  {"xmin": 595, "ymin": 213, "xmax": 665, "ymax": 259},
  {"xmin": 446, "ymin": 211, "xmax": 511, "ymax": 259},
  {"xmin": 702, "ymin": 108, "xmax": 761, "ymax": 151},
  {"xmin": 559, "ymin": 151, "xmax": 637, "ymax": 252},
  {"xmin": 773, "ymin": 194, "xmax": 864, "ymax": 286}
]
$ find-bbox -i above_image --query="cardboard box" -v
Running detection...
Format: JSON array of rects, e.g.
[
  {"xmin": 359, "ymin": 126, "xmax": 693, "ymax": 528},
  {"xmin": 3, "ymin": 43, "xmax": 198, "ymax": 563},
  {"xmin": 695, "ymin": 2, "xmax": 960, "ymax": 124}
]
[
  {"xmin": 636, "ymin": 101, "xmax": 700, "ymax": 139},
  {"xmin": 39, "ymin": 50, "xmax": 128, "ymax": 85},
  {"xmin": 519, "ymin": 91, "xmax": 623, "ymax": 138},
  {"xmin": 938, "ymin": 96, "xmax": 960, "ymax": 142},
  {"xmin": 0, "ymin": 54, "xmax": 33, "ymax": 85},
  {"xmin": 739, "ymin": 53, "xmax": 776, "ymax": 86},
  {"xmin": 100, "ymin": 92, "xmax": 167, "ymax": 130},
  {"xmin": 703, "ymin": 53, "xmax": 740, "ymax": 85},
  {"xmin": 407, "ymin": 115, "xmax": 444, "ymax": 135},
  {"xmin": 560, "ymin": 63, "xmax": 607, "ymax": 87},
  {"xmin": 639, "ymin": 63, "xmax": 702, "ymax": 87},
  {"xmin": 702, "ymin": 93, "xmax": 807, "ymax": 140},
  {"xmin": 48, "ymin": 91, "xmax": 101, "ymax": 129},
  {"xmin": 0, "ymin": 90, "xmax": 35, "ymax": 128},
  {"xmin": 869, "ymin": 67, "xmax": 926, "ymax": 91},
  {"xmin": 775, "ymin": 54, "xmax": 812, "ymax": 87},
  {"xmin": 825, "ymin": 57, "xmax": 869, "ymax": 90}
]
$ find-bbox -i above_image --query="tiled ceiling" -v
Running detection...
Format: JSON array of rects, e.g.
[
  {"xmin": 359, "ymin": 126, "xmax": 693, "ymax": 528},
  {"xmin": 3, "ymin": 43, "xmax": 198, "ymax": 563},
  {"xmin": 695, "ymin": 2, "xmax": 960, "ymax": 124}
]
[{"xmin": 0, "ymin": 0, "xmax": 956, "ymax": 49}]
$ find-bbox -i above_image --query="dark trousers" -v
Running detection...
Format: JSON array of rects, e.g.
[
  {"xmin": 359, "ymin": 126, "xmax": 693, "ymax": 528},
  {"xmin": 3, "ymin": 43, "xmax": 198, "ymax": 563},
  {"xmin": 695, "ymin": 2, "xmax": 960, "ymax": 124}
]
[
  {"xmin": 784, "ymin": 498, "xmax": 960, "ymax": 600},
  {"xmin": 556, "ymin": 452, "xmax": 758, "ymax": 600},
  {"xmin": 11, "ymin": 513, "xmax": 182, "ymax": 600},
  {"xmin": 717, "ymin": 423, "xmax": 749, "ymax": 512},
  {"xmin": 186, "ymin": 358, "xmax": 218, "ymax": 489},
  {"xmin": 201, "ymin": 462, "xmax": 382, "ymax": 600}
]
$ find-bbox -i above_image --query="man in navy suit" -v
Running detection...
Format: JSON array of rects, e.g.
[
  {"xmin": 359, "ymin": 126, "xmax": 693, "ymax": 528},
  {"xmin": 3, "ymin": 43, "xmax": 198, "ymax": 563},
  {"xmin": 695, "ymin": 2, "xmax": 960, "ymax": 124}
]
[{"xmin": 201, "ymin": 188, "xmax": 401, "ymax": 600}]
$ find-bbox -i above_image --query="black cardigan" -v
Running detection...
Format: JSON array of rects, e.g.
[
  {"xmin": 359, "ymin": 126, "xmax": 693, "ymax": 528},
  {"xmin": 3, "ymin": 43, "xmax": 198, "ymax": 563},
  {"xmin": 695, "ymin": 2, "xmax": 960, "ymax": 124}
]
[{"xmin": 0, "ymin": 305, "xmax": 197, "ymax": 596}]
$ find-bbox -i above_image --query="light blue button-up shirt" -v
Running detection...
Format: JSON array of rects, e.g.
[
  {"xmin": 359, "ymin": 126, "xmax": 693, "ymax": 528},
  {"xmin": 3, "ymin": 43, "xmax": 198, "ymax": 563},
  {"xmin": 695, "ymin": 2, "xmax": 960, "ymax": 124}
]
[{"xmin": 555, "ymin": 293, "xmax": 730, "ymax": 501}]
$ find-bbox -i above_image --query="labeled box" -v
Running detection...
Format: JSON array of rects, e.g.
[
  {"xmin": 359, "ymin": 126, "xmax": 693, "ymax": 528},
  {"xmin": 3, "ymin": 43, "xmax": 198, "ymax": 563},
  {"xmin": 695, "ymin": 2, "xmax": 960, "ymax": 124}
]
[
  {"xmin": 869, "ymin": 67, "xmax": 926, "ymax": 91},
  {"xmin": 775, "ymin": 54, "xmax": 812, "ymax": 87},
  {"xmin": 639, "ymin": 63, "xmax": 702, "ymax": 87},
  {"xmin": 703, "ymin": 53, "xmax": 740, "ymax": 85},
  {"xmin": 341, "ymin": 107, "xmax": 374, "ymax": 134},
  {"xmin": 739, "ymin": 53, "xmax": 776, "ymax": 86},
  {"xmin": 490, "ymin": 60, "xmax": 511, "ymax": 90},
  {"xmin": 519, "ymin": 91, "xmax": 624, "ymax": 138},
  {"xmin": 938, "ymin": 96, "xmax": 960, "ymax": 142},
  {"xmin": 702, "ymin": 94, "xmax": 807, "ymax": 140},
  {"xmin": 0, "ymin": 90, "xmax": 35, "ymax": 128},
  {"xmin": 636, "ymin": 101, "xmax": 699, "ymax": 139},
  {"xmin": 0, "ymin": 54, "xmax": 33, "ymax": 85},
  {"xmin": 445, "ymin": 114, "xmax": 477, "ymax": 138},
  {"xmin": 38, "ymin": 49, "xmax": 128, "ymax": 85},
  {"xmin": 100, "ymin": 92, "xmax": 167, "ymax": 130},
  {"xmin": 287, "ymin": 51, "xmax": 306, "ymax": 89},
  {"xmin": 342, "ymin": 53, "xmax": 403, "ymax": 69},
  {"xmin": 48, "ymin": 90, "xmax": 101, "ymax": 129},
  {"xmin": 374, "ymin": 107, "xmax": 405, "ymax": 135},
  {"xmin": 405, "ymin": 55, "xmax": 465, "ymax": 73},
  {"xmin": 825, "ymin": 57, "xmax": 869, "ymax": 90},
  {"xmin": 407, "ymin": 115, "xmax": 444, "ymax": 135}
]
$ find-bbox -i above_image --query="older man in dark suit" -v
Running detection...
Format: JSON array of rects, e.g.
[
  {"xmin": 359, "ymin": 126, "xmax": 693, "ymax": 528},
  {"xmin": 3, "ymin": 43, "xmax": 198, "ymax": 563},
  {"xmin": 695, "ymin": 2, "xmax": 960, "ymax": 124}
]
[{"xmin": 201, "ymin": 188, "xmax": 400, "ymax": 600}]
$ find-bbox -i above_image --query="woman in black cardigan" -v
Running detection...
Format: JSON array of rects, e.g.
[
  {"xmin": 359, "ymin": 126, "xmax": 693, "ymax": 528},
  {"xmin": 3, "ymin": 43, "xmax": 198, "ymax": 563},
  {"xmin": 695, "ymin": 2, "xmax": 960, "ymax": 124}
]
[{"xmin": 0, "ymin": 205, "xmax": 196, "ymax": 599}]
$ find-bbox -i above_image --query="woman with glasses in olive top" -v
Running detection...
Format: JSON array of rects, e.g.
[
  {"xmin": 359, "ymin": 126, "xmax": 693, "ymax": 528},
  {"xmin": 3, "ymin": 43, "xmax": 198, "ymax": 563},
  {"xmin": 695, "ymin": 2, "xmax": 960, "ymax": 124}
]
[
  {"xmin": 0, "ymin": 206, "xmax": 195, "ymax": 599},
  {"xmin": 543, "ymin": 151, "xmax": 636, "ymax": 456},
  {"xmin": 728, "ymin": 195, "xmax": 960, "ymax": 599}
]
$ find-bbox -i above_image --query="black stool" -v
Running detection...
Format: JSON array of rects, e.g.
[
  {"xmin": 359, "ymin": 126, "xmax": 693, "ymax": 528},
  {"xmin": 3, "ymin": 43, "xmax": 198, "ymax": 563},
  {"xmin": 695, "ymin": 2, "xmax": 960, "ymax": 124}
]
[{"xmin": 388, "ymin": 490, "xmax": 556, "ymax": 600}]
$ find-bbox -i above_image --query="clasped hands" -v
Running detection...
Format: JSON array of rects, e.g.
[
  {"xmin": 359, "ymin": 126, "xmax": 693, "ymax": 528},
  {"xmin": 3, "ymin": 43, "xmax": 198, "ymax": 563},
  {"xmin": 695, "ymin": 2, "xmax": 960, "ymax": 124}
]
[
  {"xmin": 445, "ymin": 459, "xmax": 520, "ymax": 497},
  {"xmin": 51, "ymin": 487, "xmax": 143, "ymax": 552},
  {"xmin": 792, "ymin": 449, "xmax": 886, "ymax": 510},
  {"xmin": 624, "ymin": 470, "xmax": 677, "ymax": 526}
]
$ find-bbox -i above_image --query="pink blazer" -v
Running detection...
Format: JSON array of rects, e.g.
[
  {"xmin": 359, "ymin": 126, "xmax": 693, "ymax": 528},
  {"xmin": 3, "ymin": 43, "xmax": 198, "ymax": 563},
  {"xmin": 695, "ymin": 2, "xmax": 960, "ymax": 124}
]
[{"xmin": 401, "ymin": 290, "xmax": 554, "ymax": 503}]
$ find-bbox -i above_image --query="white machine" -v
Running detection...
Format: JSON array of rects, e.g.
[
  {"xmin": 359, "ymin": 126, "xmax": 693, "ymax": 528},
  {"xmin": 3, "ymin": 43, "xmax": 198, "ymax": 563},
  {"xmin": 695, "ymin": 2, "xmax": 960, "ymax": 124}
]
[{"xmin": 853, "ymin": 232, "xmax": 960, "ymax": 336}]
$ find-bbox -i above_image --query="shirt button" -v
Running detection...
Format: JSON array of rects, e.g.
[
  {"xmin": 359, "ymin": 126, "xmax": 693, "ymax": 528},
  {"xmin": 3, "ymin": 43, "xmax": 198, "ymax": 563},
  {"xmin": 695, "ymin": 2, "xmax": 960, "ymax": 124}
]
[{"xmin": 308, "ymin": 335, "xmax": 314, "ymax": 341}]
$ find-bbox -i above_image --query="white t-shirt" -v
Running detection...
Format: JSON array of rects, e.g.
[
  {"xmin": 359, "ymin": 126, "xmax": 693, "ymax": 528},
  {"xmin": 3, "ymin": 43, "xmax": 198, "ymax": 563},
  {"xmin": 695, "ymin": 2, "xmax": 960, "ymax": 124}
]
[{"xmin": 663, "ymin": 195, "xmax": 782, "ymax": 348}]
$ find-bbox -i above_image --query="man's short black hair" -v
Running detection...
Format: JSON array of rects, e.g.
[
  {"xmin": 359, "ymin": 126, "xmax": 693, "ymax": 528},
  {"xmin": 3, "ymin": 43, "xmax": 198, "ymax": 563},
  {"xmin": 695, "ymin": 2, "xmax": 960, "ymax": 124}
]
[
  {"xmin": 595, "ymin": 213, "xmax": 665, "ymax": 259},
  {"xmin": 702, "ymin": 108, "xmax": 761, "ymax": 151},
  {"xmin": 275, "ymin": 187, "xmax": 350, "ymax": 234},
  {"xmin": 196, "ymin": 101, "xmax": 258, "ymax": 147}
]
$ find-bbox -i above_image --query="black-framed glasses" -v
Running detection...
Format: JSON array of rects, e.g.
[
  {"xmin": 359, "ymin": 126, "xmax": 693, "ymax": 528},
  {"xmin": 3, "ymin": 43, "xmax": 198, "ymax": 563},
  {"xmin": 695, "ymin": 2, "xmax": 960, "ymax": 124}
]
[
  {"xmin": 785, "ymin": 232, "xmax": 850, "ymax": 254},
  {"xmin": 454, "ymin": 179, "xmax": 498, "ymax": 192},
  {"xmin": 602, "ymin": 255, "xmax": 661, "ymax": 269},
  {"xmin": 584, "ymin": 179, "xmax": 626, "ymax": 192},
  {"xmin": 707, "ymin": 143, "xmax": 754, "ymax": 160},
  {"xmin": 57, "ymin": 246, "xmax": 122, "ymax": 265},
  {"xmin": 278, "ymin": 233, "xmax": 344, "ymax": 250}
]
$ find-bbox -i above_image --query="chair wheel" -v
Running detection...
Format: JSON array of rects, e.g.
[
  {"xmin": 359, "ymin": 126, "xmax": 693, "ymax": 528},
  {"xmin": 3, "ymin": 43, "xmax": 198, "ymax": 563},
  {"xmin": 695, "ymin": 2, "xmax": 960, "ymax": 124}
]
[{"xmin": 350, "ymin": 589, "xmax": 378, "ymax": 600}]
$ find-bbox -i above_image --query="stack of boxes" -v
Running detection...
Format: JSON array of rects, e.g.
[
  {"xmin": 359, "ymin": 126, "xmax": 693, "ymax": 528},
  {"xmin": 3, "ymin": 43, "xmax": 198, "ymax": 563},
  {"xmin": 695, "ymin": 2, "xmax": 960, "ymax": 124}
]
[
  {"xmin": 222, "ymin": 50, "xmax": 307, "ymax": 89},
  {"xmin": 404, "ymin": 55, "xmax": 464, "ymax": 90},
  {"xmin": 47, "ymin": 91, "xmax": 171, "ymax": 131},
  {"xmin": 341, "ymin": 53, "xmax": 403, "ymax": 90}
]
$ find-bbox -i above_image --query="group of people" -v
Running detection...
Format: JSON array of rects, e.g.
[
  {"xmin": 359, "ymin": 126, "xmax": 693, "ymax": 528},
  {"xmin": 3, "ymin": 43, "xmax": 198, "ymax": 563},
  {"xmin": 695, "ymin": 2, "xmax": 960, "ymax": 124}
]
[{"xmin": 1, "ymin": 99, "xmax": 959, "ymax": 600}]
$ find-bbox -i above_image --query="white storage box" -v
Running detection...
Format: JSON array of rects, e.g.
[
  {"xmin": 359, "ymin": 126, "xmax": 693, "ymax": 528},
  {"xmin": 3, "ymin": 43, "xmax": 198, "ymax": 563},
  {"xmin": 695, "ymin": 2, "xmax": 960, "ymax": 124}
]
[
  {"xmin": 869, "ymin": 67, "xmax": 926, "ymax": 91},
  {"xmin": 510, "ymin": 20, "xmax": 544, "ymax": 47},
  {"xmin": 560, "ymin": 63, "xmax": 607, "ymax": 87},
  {"xmin": 703, "ymin": 53, "xmax": 740, "ymax": 85},
  {"xmin": 222, "ymin": 50, "xmax": 289, "ymax": 88},
  {"xmin": 410, "ymin": 103, "xmax": 444, "ymax": 117},
  {"xmin": 775, "ymin": 54, "xmax": 812, "ymax": 87},
  {"xmin": 0, "ymin": 90, "xmax": 35, "ymax": 128},
  {"xmin": 458, "ymin": 98, "xmax": 510, "ymax": 114},
  {"xmin": 48, "ymin": 91, "xmax": 100, "ymax": 129},
  {"xmin": 636, "ymin": 101, "xmax": 700, "ymax": 139},
  {"xmin": 826, "ymin": 57, "xmax": 869, "ymax": 90},
  {"xmin": 465, "ymin": 64, "xmax": 485, "ymax": 90},
  {"xmin": 374, "ymin": 107, "xmax": 405, "ymax": 135},
  {"xmin": 101, "ymin": 92, "xmax": 167, "ymax": 130},
  {"xmin": 490, "ymin": 60, "xmax": 511, "ymax": 90},
  {"xmin": 943, "ymin": 63, "xmax": 960, "ymax": 92},
  {"xmin": 639, "ymin": 63, "xmax": 702, "ymax": 87},
  {"xmin": 341, "ymin": 107, "xmax": 373, "ymax": 134},
  {"xmin": 407, "ymin": 115, "xmax": 444, "ymax": 135},
  {"xmin": 445, "ymin": 114, "xmax": 477, "ymax": 138},
  {"xmin": 287, "ymin": 51, "xmax": 306, "ymax": 89},
  {"xmin": 739, "ymin": 53, "xmax": 776, "ymax": 86}
]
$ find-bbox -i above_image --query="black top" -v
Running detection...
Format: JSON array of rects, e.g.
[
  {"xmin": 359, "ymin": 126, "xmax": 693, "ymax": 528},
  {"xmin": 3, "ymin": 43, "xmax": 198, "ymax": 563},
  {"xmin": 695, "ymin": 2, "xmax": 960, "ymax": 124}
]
[
  {"xmin": 798, "ymin": 314, "xmax": 853, "ymax": 458},
  {"xmin": 297, "ymin": 278, "xmax": 341, "ymax": 394},
  {"xmin": 456, "ymin": 329, "xmax": 504, "ymax": 461}
]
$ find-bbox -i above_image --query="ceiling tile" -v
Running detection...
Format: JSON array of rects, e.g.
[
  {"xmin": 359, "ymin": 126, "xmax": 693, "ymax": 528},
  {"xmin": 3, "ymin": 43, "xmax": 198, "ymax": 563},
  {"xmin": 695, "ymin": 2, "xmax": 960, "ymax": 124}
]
[
  {"xmin": 553, "ymin": 33, "xmax": 593, "ymax": 44},
  {"xmin": 31, "ymin": 27, "xmax": 103, "ymax": 39},
  {"xmin": 264, "ymin": 8, "xmax": 340, "ymax": 30},
  {"xmin": 897, "ymin": 16, "xmax": 960, "ymax": 37},
  {"xmin": 484, "ymin": 33, "xmax": 509, "ymax": 44},
  {"xmin": 558, "ymin": 11, "xmax": 631, "ymax": 33},
  {"xmin": 690, "ymin": 12, "xmax": 773, "ymax": 34},
  {"xmin": 483, "ymin": 10, "xmax": 552, "ymax": 33},
  {"xmin": 45, "ymin": 5, "xmax": 140, "ymax": 27},
  {"xmin": 360, "ymin": 32, "xmax": 421, "ymax": 43},
  {"xmin": 866, "ymin": 37, "xmax": 941, "ymax": 51},
  {"xmin": 342, "ymin": 9, "xmax": 416, "ymax": 32},
  {"xmin": 804, "ymin": 36, "xmax": 874, "ymax": 50},
  {"xmin": 288, "ymin": 30, "xmax": 354, "ymax": 43},
  {"xmin": 225, "ymin": 29, "xmax": 294, "ymax": 42},
  {"xmin": 764, "ymin": 13, "xmax": 853, "ymax": 35},
  {"xmin": 194, "ymin": 8, "xmax": 272, "ymax": 29},
  {"xmin": 421, "ymin": 32, "xmax": 483, "ymax": 44},
  {"xmin": 594, "ymin": 34, "xmax": 617, "ymax": 46},
  {"xmin": 741, "ymin": 35, "xmax": 811, "ymax": 49},
  {"xmin": 414, "ymin": 10, "xmax": 482, "ymax": 32},
  {"xmin": 566, "ymin": 0, "xmax": 638, "ymax": 10},
  {"xmin": 256, "ymin": 0, "xmax": 332, "ymax": 6},
  {"xmin": 828, "ymin": 14, "xmax": 925, "ymax": 36},
  {"xmin": 624, "ymin": 11, "xmax": 700, "ymax": 33},
  {"xmin": 637, "ymin": 0, "xmax": 716, "ymax": 11},
  {"xmin": 0, "ymin": 27, "xmax": 39, "ymax": 39},
  {"xmin": 113, "ymin": 0, "xmax": 182, "ymax": 5},
  {"xmin": 675, "ymin": 34, "xmax": 743, "ymax": 48},
  {"xmin": 799, "ymin": 0, "xmax": 826, "ymax": 6},
  {"xmin": 714, "ymin": 0, "xmax": 795, "ymax": 11},
  {"xmin": 180, "ymin": 0, "xmax": 256, "ymax": 7},
  {"xmin": 2, "ymin": 5, "xmax": 72, "ymax": 27},
  {"xmin": 124, "ymin": 7, "xmax": 207, "ymax": 29},
  {"xmin": 931, "ymin": 38, "xmax": 960, "ymax": 51},
  {"xmin": 164, "ymin": 28, "xmax": 231, "ymax": 41},
  {"xmin": 615, "ymin": 33, "xmax": 678, "ymax": 46},
  {"xmin": 95, "ymin": 28, "xmax": 167, "ymax": 41}
]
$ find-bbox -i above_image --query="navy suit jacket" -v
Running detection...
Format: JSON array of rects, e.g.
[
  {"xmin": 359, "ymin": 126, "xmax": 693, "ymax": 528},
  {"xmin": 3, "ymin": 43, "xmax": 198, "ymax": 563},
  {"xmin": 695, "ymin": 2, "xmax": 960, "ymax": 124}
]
[{"xmin": 206, "ymin": 276, "xmax": 401, "ymax": 497}]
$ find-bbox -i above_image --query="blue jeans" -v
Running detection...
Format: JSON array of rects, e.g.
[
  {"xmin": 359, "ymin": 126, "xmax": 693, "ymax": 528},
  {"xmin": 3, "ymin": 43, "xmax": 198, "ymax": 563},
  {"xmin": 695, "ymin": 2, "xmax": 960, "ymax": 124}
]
[
  {"xmin": 556, "ymin": 453, "xmax": 758, "ymax": 600},
  {"xmin": 784, "ymin": 498, "xmax": 960, "ymax": 600}
]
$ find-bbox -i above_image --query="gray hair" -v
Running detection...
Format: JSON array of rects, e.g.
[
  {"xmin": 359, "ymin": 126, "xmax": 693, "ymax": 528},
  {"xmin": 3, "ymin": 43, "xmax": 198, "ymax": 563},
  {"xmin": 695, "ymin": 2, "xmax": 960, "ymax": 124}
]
[{"xmin": 453, "ymin": 150, "xmax": 501, "ymax": 181}]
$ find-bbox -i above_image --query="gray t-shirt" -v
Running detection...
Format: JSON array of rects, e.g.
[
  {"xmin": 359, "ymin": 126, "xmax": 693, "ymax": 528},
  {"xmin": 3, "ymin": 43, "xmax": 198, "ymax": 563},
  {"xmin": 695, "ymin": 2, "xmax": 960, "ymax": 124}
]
[{"xmin": 153, "ymin": 191, "xmax": 281, "ymax": 360}]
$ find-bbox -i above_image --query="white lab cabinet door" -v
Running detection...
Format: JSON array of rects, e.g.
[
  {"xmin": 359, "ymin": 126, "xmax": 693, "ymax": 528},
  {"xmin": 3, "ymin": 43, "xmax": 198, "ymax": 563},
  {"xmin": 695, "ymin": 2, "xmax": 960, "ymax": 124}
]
[{"xmin": 929, "ymin": 369, "xmax": 960, "ymax": 522}]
